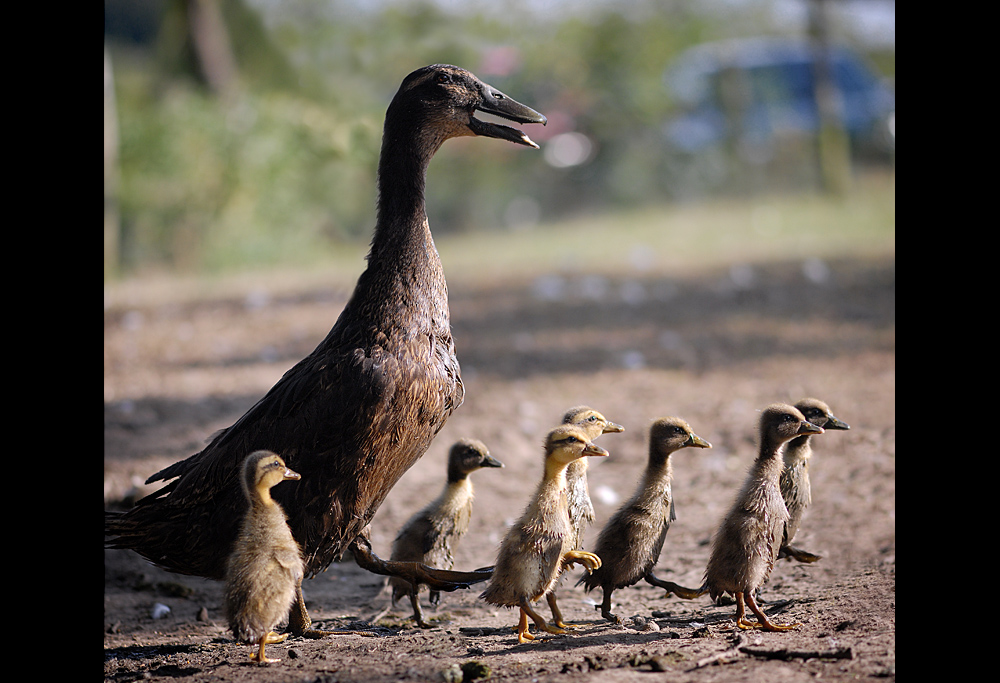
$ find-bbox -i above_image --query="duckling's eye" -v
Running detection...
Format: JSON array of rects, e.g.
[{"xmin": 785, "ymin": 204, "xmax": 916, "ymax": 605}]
[{"xmin": 587, "ymin": 416, "xmax": 598, "ymax": 422}]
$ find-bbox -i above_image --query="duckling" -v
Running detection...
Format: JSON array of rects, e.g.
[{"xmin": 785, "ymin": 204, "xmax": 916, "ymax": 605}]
[
  {"xmin": 704, "ymin": 404, "xmax": 824, "ymax": 631},
  {"xmin": 389, "ymin": 439, "xmax": 504, "ymax": 627},
  {"xmin": 778, "ymin": 398, "xmax": 850, "ymax": 563},
  {"xmin": 224, "ymin": 451, "xmax": 304, "ymax": 665},
  {"xmin": 579, "ymin": 417, "xmax": 711, "ymax": 624},
  {"xmin": 481, "ymin": 425, "xmax": 607, "ymax": 643},
  {"xmin": 543, "ymin": 406, "xmax": 624, "ymax": 628}
]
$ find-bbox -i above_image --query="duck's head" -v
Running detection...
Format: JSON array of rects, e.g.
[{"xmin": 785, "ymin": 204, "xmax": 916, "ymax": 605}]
[
  {"xmin": 795, "ymin": 398, "xmax": 850, "ymax": 431},
  {"xmin": 447, "ymin": 438, "xmax": 504, "ymax": 482},
  {"xmin": 387, "ymin": 64, "xmax": 547, "ymax": 150},
  {"xmin": 544, "ymin": 424, "xmax": 609, "ymax": 466},
  {"xmin": 648, "ymin": 416, "xmax": 711, "ymax": 463},
  {"xmin": 760, "ymin": 404, "xmax": 825, "ymax": 445},
  {"xmin": 242, "ymin": 450, "xmax": 301, "ymax": 497},
  {"xmin": 562, "ymin": 406, "xmax": 625, "ymax": 441}
]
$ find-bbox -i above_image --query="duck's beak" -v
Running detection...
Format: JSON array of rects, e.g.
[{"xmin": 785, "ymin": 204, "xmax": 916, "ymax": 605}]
[
  {"xmin": 823, "ymin": 414, "xmax": 851, "ymax": 430},
  {"xmin": 470, "ymin": 82, "xmax": 547, "ymax": 148},
  {"xmin": 583, "ymin": 442, "xmax": 609, "ymax": 458},
  {"xmin": 686, "ymin": 433, "xmax": 713, "ymax": 449},
  {"xmin": 481, "ymin": 454, "xmax": 505, "ymax": 468},
  {"xmin": 798, "ymin": 422, "xmax": 825, "ymax": 436},
  {"xmin": 602, "ymin": 420, "xmax": 625, "ymax": 434},
  {"xmin": 284, "ymin": 467, "xmax": 301, "ymax": 481}
]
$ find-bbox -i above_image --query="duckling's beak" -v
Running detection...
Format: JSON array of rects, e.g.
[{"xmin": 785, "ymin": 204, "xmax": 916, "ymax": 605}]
[
  {"xmin": 686, "ymin": 433, "xmax": 712, "ymax": 449},
  {"xmin": 283, "ymin": 467, "xmax": 301, "ymax": 481},
  {"xmin": 470, "ymin": 82, "xmax": 547, "ymax": 149},
  {"xmin": 823, "ymin": 414, "xmax": 850, "ymax": 430},
  {"xmin": 797, "ymin": 422, "xmax": 825, "ymax": 436},
  {"xmin": 583, "ymin": 443, "xmax": 609, "ymax": 458},
  {"xmin": 481, "ymin": 454, "xmax": 505, "ymax": 468},
  {"xmin": 602, "ymin": 421, "xmax": 625, "ymax": 434}
]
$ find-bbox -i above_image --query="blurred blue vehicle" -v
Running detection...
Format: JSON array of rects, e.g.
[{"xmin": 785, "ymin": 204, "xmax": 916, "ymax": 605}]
[{"xmin": 664, "ymin": 38, "xmax": 895, "ymax": 159}]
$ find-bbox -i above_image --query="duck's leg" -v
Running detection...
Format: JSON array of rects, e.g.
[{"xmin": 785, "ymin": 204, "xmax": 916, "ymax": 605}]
[
  {"xmin": 287, "ymin": 584, "xmax": 379, "ymax": 638},
  {"xmin": 409, "ymin": 588, "xmax": 432, "ymax": 629},
  {"xmin": 745, "ymin": 590, "xmax": 799, "ymax": 631},
  {"xmin": 598, "ymin": 585, "xmax": 622, "ymax": 624},
  {"xmin": 519, "ymin": 598, "xmax": 566, "ymax": 640},
  {"xmin": 778, "ymin": 544, "xmax": 822, "ymax": 563},
  {"xmin": 350, "ymin": 535, "xmax": 492, "ymax": 591},
  {"xmin": 545, "ymin": 591, "xmax": 582, "ymax": 629},
  {"xmin": 643, "ymin": 572, "xmax": 707, "ymax": 599}
]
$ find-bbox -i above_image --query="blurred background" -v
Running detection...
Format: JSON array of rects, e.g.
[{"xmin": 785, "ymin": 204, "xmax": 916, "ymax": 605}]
[{"xmin": 103, "ymin": 0, "xmax": 894, "ymax": 280}]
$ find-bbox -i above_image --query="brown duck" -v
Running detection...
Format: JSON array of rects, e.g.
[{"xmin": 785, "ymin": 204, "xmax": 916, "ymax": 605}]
[
  {"xmin": 224, "ymin": 451, "xmax": 303, "ymax": 664},
  {"xmin": 704, "ymin": 404, "xmax": 824, "ymax": 631},
  {"xmin": 481, "ymin": 425, "xmax": 606, "ymax": 643},
  {"xmin": 778, "ymin": 398, "xmax": 850, "ymax": 563},
  {"xmin": 105, "ymin": 65, "xmax": 546, "ymax": 636},
  {"xmin": 580, "ymin": 417, "xmax": 711, "ymax": 623},
  {"xmin": 541, "ymin": 406, "xmax": 623, "ymax": 628},
  {"xmin": 389, "ymin": 439, "xmax": 503, "ymax": 627}
]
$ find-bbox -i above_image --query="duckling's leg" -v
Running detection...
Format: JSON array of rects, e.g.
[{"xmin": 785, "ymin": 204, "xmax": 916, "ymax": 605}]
[
  {"xmin": 734, "ymin": 592, "xmax": 760, "ymax": 630},
  {"xmin": 744, "ymin": 590, "xmax": 799, "ymax": 632},
  {"xmin": 519, "ymin": 598, "xmax": 566, "ymax": 641},
  {"xmin": 516, "ymin": 608, "xmax": 535, "ymax": 643},
  {"xmin": 643, "ymin": 572, "xmax": 707, "ymax": 599},
  {"xmin": 546, "ymin": 591, "xmax": 583, "ymax": 629},
  {"xmin": 562, "ymin": 550, "xmax": 602, "ymax": 573},
  {"xmin": 598, "ymin": 586, "xmax": 622, "ymax": 624},
  {"xmin": 778, "ymin": 544, "xmax": 822, "ymax": 563}
]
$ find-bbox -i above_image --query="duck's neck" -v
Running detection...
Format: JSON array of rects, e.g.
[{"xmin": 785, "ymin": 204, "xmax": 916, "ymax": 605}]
[
  {"xmin": 437, "ymin": 477, "xmax": 474, "ymax": 515},
  {"xmin": 251, "ymin": 484, "xmax": 277, "ymax": 510},
  {"xmin": 347, "ymin": 122, "xmax": 448, "ymax": 330},
  {"xmin": 537, "ymin": 460, "xmax": 571, "ymax": 505}
]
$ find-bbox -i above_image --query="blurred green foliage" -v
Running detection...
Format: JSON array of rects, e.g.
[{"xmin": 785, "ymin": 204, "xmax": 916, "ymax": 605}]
[{"xmin": 105, "ymin": 0, "xmax": 894, "ymax": 277}]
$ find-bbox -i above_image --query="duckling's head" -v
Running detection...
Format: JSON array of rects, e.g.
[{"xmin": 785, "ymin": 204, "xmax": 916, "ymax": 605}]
[
  {"xmin": 241, "ymin": 450, "xmax": 301, "ymax": 500},
  {"xmin": 760, "ymin": 404, "xmax": 825, "ymax": 447},
  {"xmin": 795, "ymin": 398, "xmax": 850, "ymax": 431},
  {"xmin": 544, "ymin": 424, "xmax": 609, "ymax": 467},
  {"xmin": 447, "ymin": 438, "xmax": 504, "ymax": 482},
  {"xmin": 562, "ymin": 406, "xmax": 625, "ymax": 441},
  {"xmin": 388, "ymin": 64, "xmax": 547, "ymax": 151},
  {"xmin": 648, "ymin": 417, "xmax": 712, "ymax": 464}
]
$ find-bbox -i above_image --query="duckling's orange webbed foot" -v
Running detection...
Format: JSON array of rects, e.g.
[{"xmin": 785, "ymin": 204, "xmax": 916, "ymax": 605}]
[
  {"xmin": 546, "ymin": 592, "xmax": 584, "ymax": 629},
  {"xmin": 517, "ymin": 600, "xmax": 567, "ymax": 642},
  {"xmin": 741, "ymin": 591, "xmax": 800, "ymax": 632},
  {"xmin": 563, "ymin": 550, "xmax": 601, "ymax": 573},
  {"xmin": 250, "ymin": 638, "xmax": 280, "ymax": 665}
]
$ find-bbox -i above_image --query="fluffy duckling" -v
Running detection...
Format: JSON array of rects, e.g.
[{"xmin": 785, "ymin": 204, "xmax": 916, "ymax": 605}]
[
  {"xmin": 544, "ymin": 406, "xmax": 624, "ymax": 628},
  {"xmin": 224, "ymin": 451, "xmax": 304, "ymax": 665},
  {"xmin": 704, "ymin": 404, "xmax": 824, "ymax": 631},
  {"xmin": 778, "ymin": 398, "xmax": 850, "ymax": 563},
  {"xmin": 481, "ymin": 425, "xmax": 607, "ymax": 643},
  {"xmin": 389, "ymin": 439, "xmax": 503, "ymax": 627},
  {"xmin": 580, "ymin": 417, "xmax": 711, "ymax": 623}
]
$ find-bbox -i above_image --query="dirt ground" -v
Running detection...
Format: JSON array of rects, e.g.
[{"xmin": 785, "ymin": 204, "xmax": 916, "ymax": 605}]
[{"xmin": 104, "ymin": 250, "xmax": 895, "ymax": 683}]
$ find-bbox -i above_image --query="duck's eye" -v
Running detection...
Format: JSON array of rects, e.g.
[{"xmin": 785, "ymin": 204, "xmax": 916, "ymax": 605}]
[{"xmin": 436, "ymin": 73, "xmax": 451, "ymax": 84}]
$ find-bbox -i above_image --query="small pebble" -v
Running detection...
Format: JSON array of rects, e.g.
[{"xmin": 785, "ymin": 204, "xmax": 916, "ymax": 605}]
[
  {"xmin": 287, "ymin": 648, "xmax": 301, "ymax": 659},
  {"xmin": 196, "ymin": 606, "xmax": 209, "ymax": 622}
]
